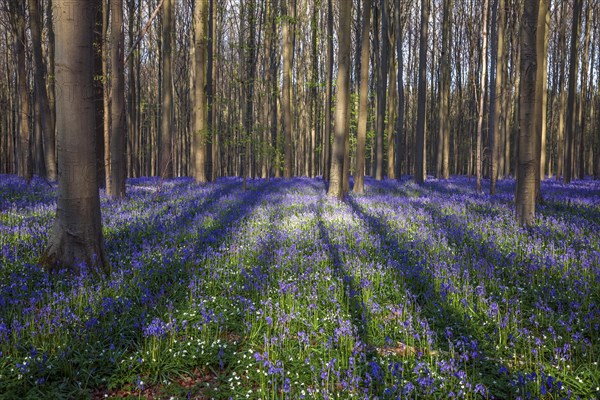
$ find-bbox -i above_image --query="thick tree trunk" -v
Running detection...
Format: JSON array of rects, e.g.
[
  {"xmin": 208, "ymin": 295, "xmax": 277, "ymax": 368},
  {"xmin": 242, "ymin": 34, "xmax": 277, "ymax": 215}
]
[
  {"xmin": 328, "ymin": 0, "xmax": 351, "ymax": 200},
  {"xmin": 516, "ymin": 0, "xmax": 540, "ymax": 227},
  {"xmin": 41, "ymin": 0, "xmax": 109, "ymax": 275},
  {"xmin": 109, "ymin": 0, "xmax": 127, "ymax": 198},
  {"xmin": 28, "ymin": 0, "xmax": 57, "ymax": 181},
  {"xmin": 354, "ymin": 0, "xmax": 371, "ymax": 194}
]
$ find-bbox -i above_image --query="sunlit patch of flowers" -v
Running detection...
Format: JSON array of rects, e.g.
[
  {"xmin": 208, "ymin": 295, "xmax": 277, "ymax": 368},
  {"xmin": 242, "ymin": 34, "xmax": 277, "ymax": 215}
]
[{"xmin": 0, "ymin": 173, "xmax": 599, "ymax": 399}]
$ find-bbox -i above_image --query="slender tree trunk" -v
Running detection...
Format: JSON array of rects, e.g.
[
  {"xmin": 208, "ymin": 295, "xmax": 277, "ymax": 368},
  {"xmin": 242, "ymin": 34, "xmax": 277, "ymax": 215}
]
[
  {"xmin": 328, "ymin": 0, "xmax": 351, "ymax": 199},
  {"xmin": 160, "ymin": 0, "xmax": 174, "ymax": 178},
  {"xmin": 516, "ymin": 0, "xmax": 540, "ymax": 227},
  {"xmin": 323, "ymin": 0, "xmax": 333, "ymax": 181},
  {"xmin": 415, "ymin": 0, "xmax": 429, "ymax": 184},
  {"xmin": 394, "ymin": 0, "xmax": 404, "ymax": 179},
  {"xmin": 193, "ymin": 0, "xmax": 208, "ymax": 183},
  {"xmin": 489, "ymin": 0, "xmax": 505, "ymax": 194},
  {"xmin": 9, "ymin": 0, "xmax": 33, "ymax": 182},
  {"xmin": 578, "ymin": 3, "xmax": 591, "ymax": 179},
  {"xmin": 108, "ymin": 0, "xmax": 127, "ymax": 198},
  {"xmin": 101, "ymin": 0, "xmax": 111, "ymax": 190},
  {"xmin": 534, "ymin": 0, "xmax": 548, "ymax": 200},
  {"xmin": 476, "ymin": 0, "xmax": 489, "ymax": 193},
  {"xmin": 354, "ymin": 0, "xmax": 371, "ymax": 194},
  {"xmin": 387, "ymin": 43, "xmax": 397, "ymax": 180},
  {"xmin": 42, "ymin": 0, "xmax": 109, "ymax": 275},
  {"xmin": 375, "ymin": 0, "xmax": 389, "ymax": 180},
  {"xmin": 437, "ymin": 0, "xmax": 452, "ymax": 180},
  {"xmin": 564, "ymin": 0, "xmax": 582, "ymax": 184},
  {"xmin": 282, "ymin": 0, "xmax": 294, "ymax": 178},
  {"xmin": 28, "ymin": 0, "xmax": 57, "ymax": 181}
]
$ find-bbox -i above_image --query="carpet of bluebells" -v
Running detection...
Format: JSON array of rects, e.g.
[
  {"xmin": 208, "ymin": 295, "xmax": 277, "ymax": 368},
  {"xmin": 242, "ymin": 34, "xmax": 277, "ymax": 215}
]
[{"xmin": 0, "ymin": 174, "xmax": 599, "ymax": 399}]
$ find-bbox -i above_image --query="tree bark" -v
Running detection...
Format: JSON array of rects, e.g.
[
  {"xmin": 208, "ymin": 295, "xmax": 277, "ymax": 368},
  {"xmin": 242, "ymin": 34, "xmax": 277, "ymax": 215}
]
[
  {"xmin": 476, "ymin": 0, "xmax": 489, "ymax": 193},
  {"xmin": 193, "ymin": 0, "xmax": 209, "ymax": 183},
  {"xmin": 415, "ymin": 0, "xmax": 429, "ymax": 184},
  {"xmin": 28, "ymin": 0, "xmax": 57, "ymax": 181},
  {"xmin": 564, "ymin": 0, "xmax": 581, "ymax": 184},
  {"xmin": 437, "ymin": 0, "xmax": 452, "ymax": 180},
  {"xmin": 354, "ymin": 0, "xmax": 371, "ymax": 194},
  {"xmin": 375, "ymin": 0, "xmax": 389, "ymax": 180},
  {"xmin": 516, "ymin": 0, "xmax": 540, "ymax": 227},
  {"xmin": 9, "ymin": 0, "xmax": 33, "ymax": 182},
  {"xmin": 108, "ymin": 0, "xmax": 127, "ymax": 198},
  {"xmin": 394, "ymin": 0, "xmax": 404, "ymax": 179},
  {"xmin": 323, "ymin": 0, "xmax": 333, "ymax": 181},
  {"xmin": 489, "ymin": 0, "xmax": 505, "ymax": 194},
  {"xmin": 160, "ymin": 0, "xmax": 174, "ymax": 178},
  {"xmin": 328, "ymin": 0, "xmax": 351, "ymax": 200},
  {"xmin": 282, "ymin": 0, "xmax": 294, "ymax": 178},
  {"xmin": 41, "ymin": 0, "xmax": 109, "ymax": 275}
]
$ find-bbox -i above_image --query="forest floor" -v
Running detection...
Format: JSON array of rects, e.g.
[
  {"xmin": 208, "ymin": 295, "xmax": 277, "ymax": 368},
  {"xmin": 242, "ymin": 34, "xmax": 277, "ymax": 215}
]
[{"xmin": 0, "ymin": 175, "xmax": 599, "ymax": 399}]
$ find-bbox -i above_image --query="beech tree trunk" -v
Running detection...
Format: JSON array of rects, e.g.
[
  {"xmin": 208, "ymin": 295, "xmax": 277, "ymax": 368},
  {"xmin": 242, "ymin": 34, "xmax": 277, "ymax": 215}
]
[
  {"xmin": 437, "ymin": 0, "xmax": 452, "ymax": 180},
  {"xmin": 160, "ymin": 0, "xmax": 174, "ymax": 178},
  {"xmin": 354, "ymin": 0, "xmax": 371, "ymax": 194},
  {"xmin": 564, "ymin": 0, "xmax": 581, "ymax": 184},
  {"xmin": 323, "ymin": 0, "xmax": 333, "ymax": 181},
  {"xmin": 109, "ymin": 0, "xmax": 127, "ymax": 198},
  {"xmin": 516, "ymin": 0, "xmax": 540, "ymax": 227},
  {"xmin": 328, "ymin": 0, "xmax": 351, "ymax": 200},
  {"xmin": 9, "ymin": 0, "xmax": 33, "ymax": 182},
  {"xmin": 28, "ymin": 0, "xmax": 57, "ymax": 181},
  {"xmin": 476, "ymin": 0, "xmax": 489, "ymax": 193},
  {"xmin": 489, "ymin": 0, "xmax": 505, "ymax": 194},
  {"xmin": 41, "ymin": 0, "xmax": 109, "ymax": 275},
  {"xmin": 414, "ymin": 0, "xmax": 429, "ymax": 184},
  {"xmin": 375, "ymin": 0, "xmax": 389, "ymax": 180},
  {"xmin": 193, "ymin": 0, "xmax": 209, "ymax": 183},
  {"xmin": 282, "ymin": 0, "xmax": 294, "ymax": 178}
]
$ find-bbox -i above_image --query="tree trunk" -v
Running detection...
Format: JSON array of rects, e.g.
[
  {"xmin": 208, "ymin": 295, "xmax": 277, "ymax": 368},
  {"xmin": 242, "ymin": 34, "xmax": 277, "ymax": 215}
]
[
  {"xmin": 9, "ymin": 0, "xmax": 33, "ymax": 182},
  {"xmin": 437, "ymin": 0, "xmax": 452, "ymax": 180},
  {"xmin": 193, "ymin": 0, "xmax": 209, "ymax": 183},
  {"xmin": 516, "ymin": 0, "xmax": 540, "ymax": 227},
  {"xmin": 323, "ymin": 0, "xmax": 333, "ymax": 181},
  {"xmin": 41, "ymin": 0, "xmax": 109, "ymax": 275},
  {"xmin": 577, "ymin": 3, "xmax": 591, "ymax": 179},
  {"xmin": 564, "ymin": 0, "xmax": 582, "ymax": 184},
  {"xmin": 489, "ymin": 0, "xmax": 505, "ymax": 194},
  {"xmin": 108, "ymin": 0, "xmax": 127, "ymax": 198},
  {"xmin": 415, "ymin": 0, "xmax": 429, "ymax": 184},
  {"xmin": 160, "ymin": 0, "xmax": 174, "ymax": 178},
  {"xmin": 534, "ymin": 0, "xmax": 548, "ymax": 200},
  {"xmin": 282, "ymin": 0, "xmax": 294, "ymax": 178},
  {"xmin": 387, "ymin": 42, "xmax": 397, "ymax": 180},
  {"xmin": 28, "ymin": 0, "xmax": 57, "ymax": 181},
  {"xmin": 328, "ymin": 0, "xmax": 351, "ymax": 200},
  {"xmin": 476, "ymin": 0, "xmax": 489, "ymax": 193},
  {"xmin": 354, "ymin": 0, "xmax": 371, "ymax": 194},
  {"xmin": 394, "ymin": 0, "xmax": 404, "ymax": 179},
  {"xmin": 375, "ymin": 0, "xmax": 389, "ymax": 180}
]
